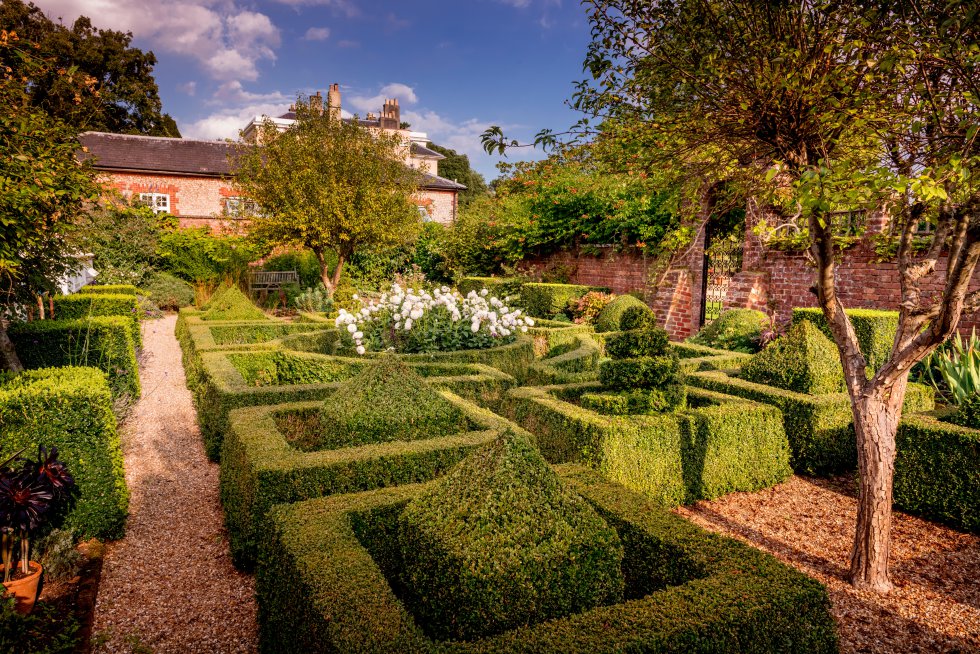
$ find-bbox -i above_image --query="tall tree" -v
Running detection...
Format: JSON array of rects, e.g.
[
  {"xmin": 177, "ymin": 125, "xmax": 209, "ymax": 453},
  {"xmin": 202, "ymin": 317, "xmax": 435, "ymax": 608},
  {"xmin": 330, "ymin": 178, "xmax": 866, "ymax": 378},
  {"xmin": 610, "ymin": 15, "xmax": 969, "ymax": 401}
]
[
  {"xmin": 0, "ymin": 29, "xmax": 102, "ymax": 370},
  {"xmin": 426, "ymin": 143, "xmax": 489, "ymax": 206},
  {"xmin": 483, "ymin": 0, "xmax": 980, "ymax": 592},
  {"xmin": 0, "ymin": 0, "xmax": 179, "ymax": 136},
  {"xmin": 234, "ymin": 99, "xmax": 424, "ymax": 293}
]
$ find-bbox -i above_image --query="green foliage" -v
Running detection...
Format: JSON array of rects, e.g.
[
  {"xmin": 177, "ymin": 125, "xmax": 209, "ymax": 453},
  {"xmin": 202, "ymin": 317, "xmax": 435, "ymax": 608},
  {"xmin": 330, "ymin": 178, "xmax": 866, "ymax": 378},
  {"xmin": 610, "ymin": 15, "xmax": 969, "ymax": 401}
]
[
  {"xmin": 690, "ymin": 309, "xmax": 767, "ymax": 354},
  {"xmin": 520, "ymin": 283, "xmax": 605, "ymax": 319},
  {"xmin": 34, "ymin": 529, "xmax": 83, "ymax": 582},
  {"xmin": 581, "ymin": 384, "xmax": 686, "ymax": 415},
  {"xmin": 262, "ymin": 249, "xmax": 324, "ymax": 289},
  {"xmin": 599, "ymin": 354, "xmax": 679, "ymax": 391},
  {"xmin": 234, "ymin": 100, "xmax": 423, "ymax": 292},
  {"xmin": 157, "ymin": 228, "xmax": 263, "ymax": 284},
  {"xmin": 222, "ymin": 388, "xmax": 515, "ymax": 568},
  {"xmin": 398, "ymin": 432, "xmax": 624, "ymax": 640},
  {"xmin": 689, "ymin": 370, "xmax": 935, "ymax": 474},
  {"xmin": 410, "ymin": 222, "xmax": 453, "ymax": 284},
  {"xmin": 319, "ymin": 357, "xmax": 468, "ymax": 448},
  {"xmin": 919, "ymin": 329, "xmax": 980, "ymax": 405},
  {"xmin": 594, "ymin": 294, "xmax": 652, "ymax": 332},
  {"xmin": 604, "ymin": 327, "xmax": 670, "ymax": 360},
  {"xmin": 0, "ymin": 0, "xmax": 178, "ymax": 135},
  {"xmin": 620, "ymin": 305, "xmax": 657, "ymax": 331},
  {"xmin": 0, "ymin": 595, "xmax": 81, "ymax": 653},
  {"xmin": 527, "ymin": 336, "xmax": 603, "ymax": 385},
  {"xmin": 947, "ymin": 393, "xmax": 980, "ymax": 429},
  {"xmin": 78, "ymin": 284, "xmax": 137, "ymax": 296},
  {"xmin": 140, "ymin": 271, "xmax": 194, "ymax": 310},
  {"xmin": 75, "ymin": 203, "xmax": 169, "ymax": 286},
  {"xmin": 791, "ymin": 307, "xmax": 899, "ymax": 373},
  {"xmin": 457, "ymin": 276, "xmax": 523, "ymax": 298},
  {"xmin": 200, "ymin": 286, "xmax": 268, "ymax": 322},
  {"xmin": 51, "ymin": 293, "xmax": 141, "ymax": 347},
  {"xmin": 257, "ymin": 466, "xmax": 835, "ymax": 653},
  {"xmin": 742, "ymin": 321, "xmax": 844, "ymax": 395},
  {"xmin": 567, "ymin": 291, "xmax": 614, "ymax": 325},
  {"xmin": 9, "ymin": 317, "xmax": 140, "ymax": 399},
  {"xmin": 427, "ymin": 142, "xmax": 489, "ymax": 207},
  {"xmin": 0, "ymin": 367, "xmax": 128, "ymax": 539},
  {"xmin": 436, "ymin": 196, "xmax": 517, "ymax": 278},
  {"xmin": 292, "ymin": 285, "xmax": 333, "ymax": 313},
  {"xmin": 895, "ymin": 413, "xmax": 980, "ymax": 533}
]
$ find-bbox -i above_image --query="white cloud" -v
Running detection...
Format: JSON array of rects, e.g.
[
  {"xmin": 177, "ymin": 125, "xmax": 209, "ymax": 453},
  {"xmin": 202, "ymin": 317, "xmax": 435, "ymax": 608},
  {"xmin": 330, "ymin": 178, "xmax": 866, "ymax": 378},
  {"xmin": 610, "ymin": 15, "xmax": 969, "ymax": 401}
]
[
  {"xmin": 348, "ymin": 83, "xmax": 418, "ymax": 114},
  {"xmin": 177, "ymin": 81, "xmax": 197, "ymax": 96},
  {"xmin": 274, "ymin": 0, "xmax": 359, "ymax": 17},
  {"xmin": 303, "ymin": 27, "xmax": 331, "ymax": 41},
  {"xmin": 32, "ymin": 0, "xmax": 280, "ymax": 81}
]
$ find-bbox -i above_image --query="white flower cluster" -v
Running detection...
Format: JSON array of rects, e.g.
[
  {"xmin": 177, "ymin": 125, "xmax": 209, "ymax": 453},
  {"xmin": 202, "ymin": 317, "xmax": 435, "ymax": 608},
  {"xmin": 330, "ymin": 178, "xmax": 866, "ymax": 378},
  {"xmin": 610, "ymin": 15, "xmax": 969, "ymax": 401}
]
[{"xmin": 335, "ymin": 284, "xmax": 534, "ymax": 354}]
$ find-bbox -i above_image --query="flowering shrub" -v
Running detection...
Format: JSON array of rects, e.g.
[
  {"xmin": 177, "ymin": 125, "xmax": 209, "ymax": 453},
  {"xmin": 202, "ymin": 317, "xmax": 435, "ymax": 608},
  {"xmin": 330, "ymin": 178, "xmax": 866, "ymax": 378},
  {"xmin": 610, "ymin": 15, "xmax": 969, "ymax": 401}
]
[
  {"xmin": 336, "ymin": 284, "xmax": 534, "ymax": 354},
  {"xmin": 569, "ymin": 291, "xmax": 615, "ymax": 324}
]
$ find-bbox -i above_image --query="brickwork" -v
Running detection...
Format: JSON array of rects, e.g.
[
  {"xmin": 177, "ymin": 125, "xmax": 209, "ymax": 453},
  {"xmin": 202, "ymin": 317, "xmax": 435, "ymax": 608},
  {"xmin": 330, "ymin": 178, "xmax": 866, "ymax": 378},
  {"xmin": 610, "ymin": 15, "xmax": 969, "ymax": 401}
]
[{"xmin": 420, "ymin": 189, "xmax": 457, "ymax": 224}]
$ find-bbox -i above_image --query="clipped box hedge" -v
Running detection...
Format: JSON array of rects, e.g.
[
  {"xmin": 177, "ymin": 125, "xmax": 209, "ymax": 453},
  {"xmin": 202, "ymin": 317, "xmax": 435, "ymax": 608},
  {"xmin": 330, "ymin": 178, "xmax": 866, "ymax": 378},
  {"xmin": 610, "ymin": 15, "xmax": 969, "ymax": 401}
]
[
  {"xmin": 519, "ymin": 283, "xmax": 609, "ymax": 319},
  {"xmin": 895, "ymin": 412, "xmax": 980, "ymax": 533},
  {"xmin": 0, "ymin": 367, "xmax": 128, "ymax": 539},
  {"xmin": 222, "ymin": 389, "xmax": 521, "ymax": 568},
  {"xmin": 257, "ymin": 465, "xmax": 837, "ymax": 653},
  {"xmin": 672, "ymin": 341, "xmax": 753, "ymax": 373},
  {"xmin": 457, "ymin": 276, "xmax": 524, "ymax": 298},
  {"xmin": 792, "ymin": 307, "xmax": 899, "ymax": 372},
  {"xmin": 688, "ymin": 370, "xmax": 934, "ymax": 475},
  {"xmin": 594, "ymin": 294, "xmax": 652, "ymax": 333},
  {"xmin": 78, "ymin": 284, "xmax": 138, "ymax": 296},
  {"xmin": 504, "ymin": 384, "xmax": 791, "ymax": 507},
  {"xmin": 9, "ymin": 317, "xmax": 140, "ymax": 399},
  {"xmin": 195, "ymin": 349, "xmax": 514, "ymax": 461},
  {"xmin": 527, "ymin": 336, "xmax": 602, "ymax": 385},
  {"xmin": 53, "ymin": 293, "xmax": 141, "ymax": 347},
  {"xmin": 526, "ymin": 319, "xmax": 594, "ymax": 357},
  {"xmin": 340, "ymin": 337, "xmax": 536, "ymax": 382}
]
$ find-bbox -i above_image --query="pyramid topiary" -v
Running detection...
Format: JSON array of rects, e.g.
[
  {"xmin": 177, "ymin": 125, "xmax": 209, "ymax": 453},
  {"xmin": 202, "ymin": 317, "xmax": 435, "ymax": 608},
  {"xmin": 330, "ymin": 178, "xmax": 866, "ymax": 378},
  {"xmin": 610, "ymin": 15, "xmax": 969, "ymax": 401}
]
[
  {"xmin": 741, "ymin": 320, "xmax": 845, "ymax": 394},
  {"xmin": 397, "ymin": 431, "xmax": 624, "ymax": 640},
  {"xmin": 201, "ymin": 286, "xmax": 268, "ymax": 321},
  {"xmin": 318, "ymin": 355, "xmax": 467, "ymax": 447},
  {"xmin": 593, "ymin": 322, "xmax": 685, "ymax": 412},
  {"xmin": 594, "ymin": 294, "xmax": 652, "ymax": 332}
]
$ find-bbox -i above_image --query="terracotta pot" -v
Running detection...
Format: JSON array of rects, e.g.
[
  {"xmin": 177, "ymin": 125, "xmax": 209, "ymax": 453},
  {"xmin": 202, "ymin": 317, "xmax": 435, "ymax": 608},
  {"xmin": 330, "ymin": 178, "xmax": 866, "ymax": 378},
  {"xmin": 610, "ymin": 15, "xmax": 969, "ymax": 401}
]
[{"xmin": 2, "ymin": 561, "xmax": 43, "ymax": 615}]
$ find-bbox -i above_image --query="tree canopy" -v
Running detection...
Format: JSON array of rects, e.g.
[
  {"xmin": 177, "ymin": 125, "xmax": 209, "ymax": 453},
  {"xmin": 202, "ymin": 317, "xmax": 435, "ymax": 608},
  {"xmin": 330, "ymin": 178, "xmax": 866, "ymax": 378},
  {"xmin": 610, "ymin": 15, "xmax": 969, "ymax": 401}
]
[
  {"xmin": 0, "ymin": 0, "xmax": 179, "ymax": 136},
  {"xmin": 234, "ymin": 101, "xmax": 424, "ymax": 292},
  {"xmin": 426, "ymin": 143, "xmax": 489, "ymax": 206}
]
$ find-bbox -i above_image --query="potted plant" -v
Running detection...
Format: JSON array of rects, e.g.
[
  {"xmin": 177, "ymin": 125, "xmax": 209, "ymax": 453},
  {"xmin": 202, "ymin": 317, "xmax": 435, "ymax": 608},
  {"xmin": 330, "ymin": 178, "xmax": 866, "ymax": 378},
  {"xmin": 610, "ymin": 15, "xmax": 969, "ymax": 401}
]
[{"xmin": 0, "ymin": 446, "xmax": 75, "ymax": 615}]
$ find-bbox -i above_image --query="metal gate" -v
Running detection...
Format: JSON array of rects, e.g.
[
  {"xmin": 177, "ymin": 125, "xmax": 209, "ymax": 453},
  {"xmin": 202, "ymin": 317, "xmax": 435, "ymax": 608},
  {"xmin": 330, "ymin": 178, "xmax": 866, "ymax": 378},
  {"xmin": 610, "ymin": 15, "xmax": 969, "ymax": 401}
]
[{"xmin": 700, "ymin": 229, "xmax": 744, "ymax": 326}]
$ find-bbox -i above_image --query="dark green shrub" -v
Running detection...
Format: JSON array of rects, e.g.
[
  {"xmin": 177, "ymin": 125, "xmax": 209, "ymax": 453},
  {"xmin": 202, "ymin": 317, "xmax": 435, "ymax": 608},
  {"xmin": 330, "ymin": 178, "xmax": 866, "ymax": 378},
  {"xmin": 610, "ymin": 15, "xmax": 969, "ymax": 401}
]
[
  {"xmin": 141, "ymin": 271, "xmax": 195, "ymax": 310},
  {"xmin": 599, "ymin": 354, "xmax": 680, "ymax": 390},
  {"xmin": 947, "ymin": 393, "xmax": 980, "ymax": 429},
  {"xmin": 792, "ymin": 307, "xmax": 898, "ymax": 372},
  {"xmin": 457, "ymin": 276, "xmax": 523, "ymax": 298},
  {"xmin": 619, "ymin": 304, "xmax": 657, "ymax": 331},
  {"xmin": 605, "ymin": 327, "xmax": 670, "ymax": 359},
  {"xmin": 158, "ymin": 227, "xmax": 263, "ymax": 284},
  {"xmin": 519, "ymin": 283, "xmax": 607, "ymax": 319},
  {"xmin": 398, "ymin": 432, "xmax": 624, "ymax": 640},
  {"xmin": 52, "ymin": 293, "xmax": 141, "ymax": 347},
  {"xmin": 527, "ymin": 336, "xmax": 602, "ymax": 385},
  {"xmin": 581, "ymin": 384, "xmax": 686, "ymax": 415},
  {"xmin": 9, "ymin": 317, "xmax": 140, "ymax": 399},
  {"xmin": 262, "ymin": 249, "xmax": 323, "ymax": 289},
  {"xmin": 319, "ymin": 357, "xmax": 468, "ymax": 448},
  {"xmin": 672, "ymin": 342, "xmax": 753, "ymax": 373},
  {"xmin": 594, "ymin": 295, "xmax": 652, "ymax": 332},
  {"xmin": 0, "ymin": 368, "xmax": 128, "ymax": 539},
  {"xmin": 895, "ymin": 413, "xmax": 979, "ymax": 533},
  {"xmin": 257, "ymin": 466, "xmax": 837, "ymax": 653},
  {"xmin": 79, "ymin": 284, "xmax": 137, "ymax": 295},
  {"xmin": 201, "ymin": 286, "xmax": 268, "ymax": 321},
  {"xmin": 741, "ymin": 320, "xmax": 844, "ymax": 394},
  {"xmin": 690, "ymin": 309, "xmax": 766, "ymax": 353}
]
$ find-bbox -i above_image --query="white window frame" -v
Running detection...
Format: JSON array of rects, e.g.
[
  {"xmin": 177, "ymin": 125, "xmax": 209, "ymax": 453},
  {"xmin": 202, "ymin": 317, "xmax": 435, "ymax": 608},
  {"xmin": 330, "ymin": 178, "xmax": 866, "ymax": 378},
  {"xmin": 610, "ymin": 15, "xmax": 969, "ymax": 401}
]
[
  {"xmin": 138, "ymin": 192, "xmax": 170, "ymax": 214},
  {"xmin": 224, "ymin": 196, "xmax": 261, "ymax": 218}
]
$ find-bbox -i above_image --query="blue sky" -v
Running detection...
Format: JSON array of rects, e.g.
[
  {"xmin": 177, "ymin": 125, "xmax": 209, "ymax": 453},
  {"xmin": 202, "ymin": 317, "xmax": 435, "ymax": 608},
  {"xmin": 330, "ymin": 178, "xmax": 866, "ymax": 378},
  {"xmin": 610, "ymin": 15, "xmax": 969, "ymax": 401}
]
[{"xmin": 33, "ymin": 0, "xmax": 594, "ymax": 180}]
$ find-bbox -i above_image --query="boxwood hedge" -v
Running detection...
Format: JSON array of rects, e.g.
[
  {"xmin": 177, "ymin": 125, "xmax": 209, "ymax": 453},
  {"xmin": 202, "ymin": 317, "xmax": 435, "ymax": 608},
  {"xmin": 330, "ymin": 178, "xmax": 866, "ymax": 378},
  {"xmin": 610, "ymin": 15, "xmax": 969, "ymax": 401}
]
[
  {"xmin": 526, "ymin": 320, "xmax": 594, "ymax": 357},
  {"xmin": 201, "ymin": 286, "xmax": 269, "ymax": 321},
  {"xmin": 741, "ymin": 321, "xmax": 844, "ymax": 395},
  {"xmin": 672, "ymin": 341, "xmax": 753, "ymax": 373},
  {"xmin": 504, "ymin": 384, "xmax": 791, "ymax": 507},
  {"xmin": 527, "ymin": 336, "xmax": 602, "ymax": 385},
  {"xmin": 457, "ymin": 276, "xmax": 524, "ymax": 298},
  {"xmin": 519, "ymin": 283, "xmax": 609, "ymax": 319},
  {"xmin": 594, "ymin": 295, "xmax": 652, "ymax": 333},
  {"xmin": 52, "ymin": 293, "xmax": 141, "ymax": 347},
  {"xmin": 895, "ymin": 412, "xmax": 979, "ymax": 533},
  {"xmin": 257, "ymin": 465, "xmax": 837, "ymax": 653},
  {"xmin": 341, "ymin": 337, "xmax": 535, "ymax": 382},
  {"xmin": 688, "ymin": 370, "xmax": 934, "ymax": 475},
  {"xmin": 0, "ymin": 368, "xmax": 128, "ymax": 539},
  {"xmin": 9, "ymin": 317, "xmax": 140, "ymax": 400},
  {"xmin": 78, "ymin": 284, "xmax": 138, "ymax": 296},
  {"xmin": 222, "ymin": 389, "xmax": 521, "ymax": 568},
  {"xmin": 791, "ymin": 307, "xmax": 899, "ymax": 372}
]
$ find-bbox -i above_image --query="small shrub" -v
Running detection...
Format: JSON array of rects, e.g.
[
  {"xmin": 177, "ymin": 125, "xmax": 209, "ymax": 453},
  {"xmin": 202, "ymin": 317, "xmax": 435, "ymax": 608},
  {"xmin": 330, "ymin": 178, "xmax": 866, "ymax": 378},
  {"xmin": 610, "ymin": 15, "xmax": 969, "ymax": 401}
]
[
  {"xmin": 594, "ymin": 295, "xmax": 651, "ymax": 333},
  {"xmin": 599, "ymin": 354, "xmax": 680, "ymax": 390},
  {"xmin": 519, "ymin": 283, "xmax": 605, "ymax": 319},
  {"xmin": 293, "ymin": 285, "xmax": 333, "ymax": 313},
  {"xmin": 946, "ymin": 393, "xmax": 980, "ymax": 429},
  {"xmin": 568, "ymin": 291, "xmax": 615, "ymax": 324},
  {"xmin": 690, "ymin": 308, "xmax": 767, "ymax": 353},
  {"xmin": 619, "ymin": 305, "xmax": 657, "ymax": 331},
  {"xmin": 200, "ymin": 286, "xmax": 268, "ymax": 321},
  {"xmin": 35, "ymin": 529, "xmax": 84, "ymax": 582},
  {"xmin": 741, "ymin": 321, "xmax": 845, "ymax": 395},
  {"xmin": 78, "ymin": 284, "xmax": 137, "ymax": 296},
  {"xmin": 141, "ymin": 272, "xmax": 195, "ymax": 310},
  {"xmin": 605, "ymin": 327, "xmax": 670, "ymax": 359},
  {"xmin": 580, "ymin": 385, "xmax": 686, "ymax": 414},
  {"xmin": 792, "ymin": 307, "xmax": 898, "ymax": 372}
]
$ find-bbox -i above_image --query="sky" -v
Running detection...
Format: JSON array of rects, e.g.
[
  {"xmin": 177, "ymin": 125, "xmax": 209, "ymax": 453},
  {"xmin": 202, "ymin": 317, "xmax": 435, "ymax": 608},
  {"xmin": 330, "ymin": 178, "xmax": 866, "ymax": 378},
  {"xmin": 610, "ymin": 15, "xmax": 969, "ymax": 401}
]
[{"xmin": 30, "ymin": 0, "xmax": 595, "ymax": 181}]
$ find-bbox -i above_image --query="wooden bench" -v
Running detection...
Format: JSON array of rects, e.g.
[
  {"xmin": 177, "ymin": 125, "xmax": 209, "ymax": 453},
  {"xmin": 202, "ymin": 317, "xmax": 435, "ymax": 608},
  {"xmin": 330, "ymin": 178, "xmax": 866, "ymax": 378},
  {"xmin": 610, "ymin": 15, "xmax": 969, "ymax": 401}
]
[{"xmin": 249, "ymin": 270, "xmax": 300, "ymax": 294}]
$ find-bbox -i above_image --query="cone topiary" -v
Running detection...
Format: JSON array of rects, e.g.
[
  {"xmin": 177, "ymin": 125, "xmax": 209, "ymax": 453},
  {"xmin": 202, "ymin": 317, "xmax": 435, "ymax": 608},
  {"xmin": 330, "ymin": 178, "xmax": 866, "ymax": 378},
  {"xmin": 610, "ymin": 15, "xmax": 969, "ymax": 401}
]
[
  {"xmin": 594, "ymin": 294, "xmax": 652, "ymax": 332},
  {"xmin": 741, "ymin": 320, "xmax": 845, "ymax": 395},
  {"xmin": 201, "ymin": 286, "xmax": 268, "ymax": 321},
  {"xmin": 397, "ymin": 431, "xmax": 624, "ymax": 640},
  {"xmin": 318, "ymin": 355, "xmax": 467, "ymax": 448}
]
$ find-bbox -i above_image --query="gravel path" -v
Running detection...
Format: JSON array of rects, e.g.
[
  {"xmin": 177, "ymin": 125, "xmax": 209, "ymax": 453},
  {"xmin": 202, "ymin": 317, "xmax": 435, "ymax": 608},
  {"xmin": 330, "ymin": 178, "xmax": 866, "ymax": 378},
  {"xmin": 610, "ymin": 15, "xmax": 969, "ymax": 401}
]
[
  {"xmin": 92, "ymin": 314, "xmax": 257, "ymax": 653},
  {"xmin": 675, "ymin": 475, "xmax": 980, "ymax": 654}
]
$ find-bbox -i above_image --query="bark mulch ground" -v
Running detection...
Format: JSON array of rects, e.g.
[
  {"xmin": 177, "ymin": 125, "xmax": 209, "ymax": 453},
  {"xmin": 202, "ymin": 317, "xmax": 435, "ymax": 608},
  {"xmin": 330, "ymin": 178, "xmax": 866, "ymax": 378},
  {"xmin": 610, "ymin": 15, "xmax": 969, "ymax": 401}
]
[
  {"xmin": 675, "ymin": 475, "xmax": 980, "ymax": 654},
  {"xmin": 91, "ymin": 314, "xmax": 257, "ymax": 653}
]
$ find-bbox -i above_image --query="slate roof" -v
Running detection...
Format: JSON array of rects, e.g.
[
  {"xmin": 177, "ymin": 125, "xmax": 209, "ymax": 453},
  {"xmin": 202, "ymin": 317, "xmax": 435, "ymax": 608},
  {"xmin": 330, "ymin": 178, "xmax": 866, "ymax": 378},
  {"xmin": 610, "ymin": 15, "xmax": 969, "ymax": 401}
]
[
  {"xmin": 423, "ymin": 173, "xmax": 467, "ymax": 191},
  {"xmin": 411, "ymin": 142, "xmax": 444, "ymax": 159},
  {"xmin": 78, "ymin": 131, "xmax": 237, "ymax": 177}
]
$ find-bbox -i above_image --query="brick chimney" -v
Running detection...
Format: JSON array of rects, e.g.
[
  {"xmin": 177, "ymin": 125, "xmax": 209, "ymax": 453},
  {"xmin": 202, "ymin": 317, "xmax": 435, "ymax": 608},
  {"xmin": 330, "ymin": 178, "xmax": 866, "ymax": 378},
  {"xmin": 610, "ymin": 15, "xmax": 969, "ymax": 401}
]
[
  {"xmin": 380, "ymin": 97, "xmax": 400, "ymax": 129},
  {"xmin": 309, "ymin": 91, "xmax": 323, "ymax": 114},
  {"xmin": 327, "ymin": 83, "xmax": 341, "ymax": 121}
]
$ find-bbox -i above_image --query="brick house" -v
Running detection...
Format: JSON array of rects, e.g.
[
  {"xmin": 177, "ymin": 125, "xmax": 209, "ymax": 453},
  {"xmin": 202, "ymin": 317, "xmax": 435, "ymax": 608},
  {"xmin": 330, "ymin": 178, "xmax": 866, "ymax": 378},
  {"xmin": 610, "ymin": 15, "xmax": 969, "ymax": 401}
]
[{"xmin": 78, "ymin": 85, "xmax": 465, "ymax": 230}]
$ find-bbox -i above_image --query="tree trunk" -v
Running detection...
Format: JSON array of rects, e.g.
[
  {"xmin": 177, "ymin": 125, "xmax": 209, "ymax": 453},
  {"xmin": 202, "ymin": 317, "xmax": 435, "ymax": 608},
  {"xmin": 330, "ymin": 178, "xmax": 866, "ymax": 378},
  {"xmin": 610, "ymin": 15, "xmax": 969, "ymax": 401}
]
[
  {"xmin": 314, "ymin": 249, "xmax": 335, "ymax": 295},
  {"xmin": 0, "ymin": 322, "xmax": 24, "ymax": 372},
  {"xmin": 848, "ymin": 380, "xmax": 906, "ymax": 592},
  {"xmin": 331, "ymin": 254, "xmax": 346, "ymax": 293}
]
